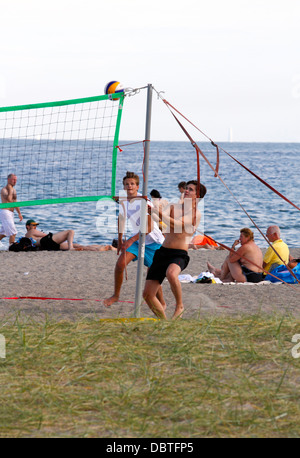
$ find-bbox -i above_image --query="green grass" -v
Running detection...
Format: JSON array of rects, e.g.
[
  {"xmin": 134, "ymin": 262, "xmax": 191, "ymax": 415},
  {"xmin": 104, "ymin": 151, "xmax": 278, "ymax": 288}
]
[{"xmin": 0, "ymin": 312, "xmax": 300, "ymax": 437}]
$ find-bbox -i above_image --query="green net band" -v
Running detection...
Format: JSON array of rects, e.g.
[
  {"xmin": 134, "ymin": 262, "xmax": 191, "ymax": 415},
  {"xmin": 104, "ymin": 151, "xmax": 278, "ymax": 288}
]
[
  {"xmin": 0, "ymin": 93, "xmax": 124, "ymax": 112},
  {"xmin": 0, "ymin": 195, "xmax": 115, "ymax": 209},
  {"xmin": 0, "ymin": 92, "xmax": 125, "ymax": 209}
]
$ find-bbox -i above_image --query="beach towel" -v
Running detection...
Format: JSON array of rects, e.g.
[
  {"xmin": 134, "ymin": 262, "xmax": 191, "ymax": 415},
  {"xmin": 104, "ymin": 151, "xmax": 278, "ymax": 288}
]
[{"xmin": 178, "ymin": 272, "xmax": 272, "ymax": 285}]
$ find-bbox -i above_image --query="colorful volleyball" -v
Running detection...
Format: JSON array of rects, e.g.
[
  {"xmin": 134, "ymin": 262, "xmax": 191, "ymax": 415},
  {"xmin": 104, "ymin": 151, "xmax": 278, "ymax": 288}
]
[{"xmin": 104, "ymin": 81, "xmax": 124, "ymax": 98}]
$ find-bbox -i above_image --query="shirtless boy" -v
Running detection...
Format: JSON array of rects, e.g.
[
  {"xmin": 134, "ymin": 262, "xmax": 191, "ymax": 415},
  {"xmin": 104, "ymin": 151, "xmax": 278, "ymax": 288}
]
[
  {"xmin": 207, "ymin": 227, "xmax": 264, "ymax": 283},
  {"xmin": 0, "ymin": 174, "xmax": 23, "ymax": 244},
  {"xmin": 143, "ymin": 180, "xmax": 207, "ymax": 320}
]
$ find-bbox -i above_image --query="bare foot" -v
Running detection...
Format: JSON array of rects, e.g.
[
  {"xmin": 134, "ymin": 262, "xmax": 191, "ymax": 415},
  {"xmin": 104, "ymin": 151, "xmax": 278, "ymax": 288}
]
[
  {"xmin": 207, "ymin": 262, "xmax": 222, "ymax": 278},
  {"xmin": 207, "ymin": 261, "xmax": 216, "ymax": 275},
  {"xmin": 172, "ymin": 306, "xmax": 184, "ymax": 320},
  {"xmin": 103, "ymin": 295, "xmax": 119, "ymax": 307}
]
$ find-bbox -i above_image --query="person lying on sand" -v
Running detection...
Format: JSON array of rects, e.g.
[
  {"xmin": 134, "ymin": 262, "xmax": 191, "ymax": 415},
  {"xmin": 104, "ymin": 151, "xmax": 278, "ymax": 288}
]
[
  {"xmin": 25, "ymin": 219, "xmax": 116, "ymax": 251},
  {"xmin": 207, "ymin": 228, "xmax": 264, "ymax": 283},
  {"xmin": 188, "ymin": 234, "xmax": 225, "ymax": 250}
]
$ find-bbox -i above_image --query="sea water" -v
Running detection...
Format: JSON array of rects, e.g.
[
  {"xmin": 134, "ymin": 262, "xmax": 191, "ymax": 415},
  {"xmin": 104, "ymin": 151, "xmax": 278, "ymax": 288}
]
[{"xmin": 1, "ymin": 141, "xmax": 299, "ymax": 248}]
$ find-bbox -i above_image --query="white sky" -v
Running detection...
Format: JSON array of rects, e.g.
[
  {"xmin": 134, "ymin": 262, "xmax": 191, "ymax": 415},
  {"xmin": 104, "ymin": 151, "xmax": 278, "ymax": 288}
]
[{"xmin": 0, "ymin": 0, "xmax": 299, "ymax": 142}]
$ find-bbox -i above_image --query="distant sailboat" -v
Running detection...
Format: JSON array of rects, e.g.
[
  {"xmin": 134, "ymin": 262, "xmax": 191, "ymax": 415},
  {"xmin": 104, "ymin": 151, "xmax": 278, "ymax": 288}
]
[{"xmin": 228, "ymin": 127, "xmax": 233, "ymax": 142}]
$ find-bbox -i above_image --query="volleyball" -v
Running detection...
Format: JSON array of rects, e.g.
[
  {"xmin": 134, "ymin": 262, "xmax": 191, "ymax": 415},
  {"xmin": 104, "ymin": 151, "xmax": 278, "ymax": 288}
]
[{"xmin": 104, "ymin": 81, "xmax": 124, "ymax": 98}]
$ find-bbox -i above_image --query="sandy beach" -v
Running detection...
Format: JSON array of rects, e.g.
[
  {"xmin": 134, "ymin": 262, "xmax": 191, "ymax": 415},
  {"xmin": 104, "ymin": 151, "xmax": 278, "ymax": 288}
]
[{"xmin": 0, "ymin": 248, "xmax": 299, "ymax": 321}]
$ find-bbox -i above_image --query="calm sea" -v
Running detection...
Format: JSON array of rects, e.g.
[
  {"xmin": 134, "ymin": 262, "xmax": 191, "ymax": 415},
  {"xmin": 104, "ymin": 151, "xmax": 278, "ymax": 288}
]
[{"xmin": 1, "ymin": 141, "xmax": 299, "ymax": 248}]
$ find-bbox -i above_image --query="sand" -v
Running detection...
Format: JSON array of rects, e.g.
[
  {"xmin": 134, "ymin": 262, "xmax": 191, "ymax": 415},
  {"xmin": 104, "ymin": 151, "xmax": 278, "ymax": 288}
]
[{"xmin": 0, "ymin": 248, "xmax": 299, "ymax": 321}]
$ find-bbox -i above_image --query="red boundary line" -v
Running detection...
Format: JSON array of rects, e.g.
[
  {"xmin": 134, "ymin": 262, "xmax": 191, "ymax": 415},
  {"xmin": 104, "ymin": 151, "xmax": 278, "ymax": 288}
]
[{"xmin": 0, "ymin": 296, "xmax": 134, "ymax": 303}]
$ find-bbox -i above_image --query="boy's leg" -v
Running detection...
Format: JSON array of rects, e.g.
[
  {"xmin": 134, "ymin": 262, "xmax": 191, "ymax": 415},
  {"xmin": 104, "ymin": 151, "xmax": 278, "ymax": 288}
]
[
  {"xmin": 143, "ymin": 279, "xmax": 167, "ymax": 319},
  {"xmin": 166, "ymin": 263, "xmax": 185, "ymax": 319},
  {"xmin": 144, "ymin": 244, "xmax": 166, "ymax": 309},
  {"xmin": 104, "ymin": 251, "xmax": 136, "ymax": 307},
  {"xmin": 156, "ymin": 285, "xmax": 166, "ymax": 311}
]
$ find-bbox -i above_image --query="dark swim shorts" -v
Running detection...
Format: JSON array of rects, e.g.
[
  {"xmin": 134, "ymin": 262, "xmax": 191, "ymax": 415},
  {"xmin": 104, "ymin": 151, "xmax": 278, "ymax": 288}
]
[
  {"xmin": 146, "ymin": 246, "xmax": 190, "ymax": 284},
  {"xmin": 241, "ymin": 265, "xmax": 264, "ymax": 283},
  {"xmin": 40, "ymin": 232, "xmax": 60, "ymax": 251}
]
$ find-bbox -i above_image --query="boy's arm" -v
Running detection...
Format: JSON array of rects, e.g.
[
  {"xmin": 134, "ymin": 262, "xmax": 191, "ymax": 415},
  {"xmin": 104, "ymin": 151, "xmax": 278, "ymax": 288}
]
[
  {"xmin": 153, "ymin": 204, "xmax": 179, "ymax": 230},
  {"xmin": 155, "ymin": 204, "xmax": 200, "ymax": 232},
  {"xmin": 117, "ymin": 212, "xmax": 126, "ymax": 254}
]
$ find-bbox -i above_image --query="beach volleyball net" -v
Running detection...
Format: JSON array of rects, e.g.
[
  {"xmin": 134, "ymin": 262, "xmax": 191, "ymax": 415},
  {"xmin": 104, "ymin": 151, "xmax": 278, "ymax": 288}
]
[{"xmin": 0, "ymin": 92, "xmax": 124, "ymax": 209}]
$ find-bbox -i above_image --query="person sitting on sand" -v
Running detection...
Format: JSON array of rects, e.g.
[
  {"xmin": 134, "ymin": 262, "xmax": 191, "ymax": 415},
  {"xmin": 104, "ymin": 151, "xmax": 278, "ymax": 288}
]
[
  {"xmin": 207, "ymin": 228, "xmax": 264, "ymax": 283},
  {"xmin": 25, "ymin": 219, "xmax": 116, "ymax": 251},
  {"xmin": 143, "ymin": 180, "xmax": 207, "ymax": 320},
  {"xmin": 263, "ymin": 225, "xmax": 289, "ymax": 273}
]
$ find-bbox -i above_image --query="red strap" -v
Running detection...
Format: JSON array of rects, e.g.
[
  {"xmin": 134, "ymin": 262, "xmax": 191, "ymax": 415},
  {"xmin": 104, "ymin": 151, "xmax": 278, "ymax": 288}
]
[
  {"xmin": 223, "ymin": 150, "xmax": 300, "ymax": 211},
  {"xmin": 211, "ymin": 141, "xmax": 220, "ymax": 177},
  {"xmin": 163, "ymin": 98, "xmax": 300, "ymax": 212},
  {"xmin": 163, "ymin": 98, "xmax": 300, "ymax": 281}
]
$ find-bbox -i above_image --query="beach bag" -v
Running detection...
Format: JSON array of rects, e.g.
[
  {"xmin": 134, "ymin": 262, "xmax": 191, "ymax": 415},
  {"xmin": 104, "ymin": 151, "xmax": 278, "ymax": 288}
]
[
  {"xmin": 9, "ymin": 237, "xmax": 38, "ymax": 252},
  {"xmin": 265, "ymin": 263, "xmax": 300, "ymax": 284}
]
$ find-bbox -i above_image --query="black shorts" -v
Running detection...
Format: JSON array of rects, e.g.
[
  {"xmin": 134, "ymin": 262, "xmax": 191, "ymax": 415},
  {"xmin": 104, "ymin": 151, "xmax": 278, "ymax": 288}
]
[
  {"xmin": 146, "ymin": 246, "xmax": 190, "ymax": 284},
  {"xmin": 40, "ymin": 233, "xmax": 60, "ymax": 251},
  {"xmin": 241, "ymin": 266, "xmax": 264, "ymax": 283}
]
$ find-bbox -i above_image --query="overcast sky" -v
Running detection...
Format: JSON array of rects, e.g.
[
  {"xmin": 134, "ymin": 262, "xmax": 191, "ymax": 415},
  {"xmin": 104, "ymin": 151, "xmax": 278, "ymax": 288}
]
[{"xmin": 0, "ymin": 0, "xmax": 299, "ymax": 142}]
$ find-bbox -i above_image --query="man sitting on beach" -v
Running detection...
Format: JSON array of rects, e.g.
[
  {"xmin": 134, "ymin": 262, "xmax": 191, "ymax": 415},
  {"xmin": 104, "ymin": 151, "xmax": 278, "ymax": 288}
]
[
  {"xmin": 103, "ymin": 171, "xmax": 165, "ymax": 307},
  {"xmin": 207, "ymin": 228, "xmax": 264, "ymax": 283},
  {"xmin": 143, "ymin": 180, "xmax": 206, "ymax": 320},
  {"xmin": 25, "ymin": 219, "xmax": 116, "ymax": 251},
  {"xmin": 263, "ymin": 225, "xmax": 289, "ymax": 273}
]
